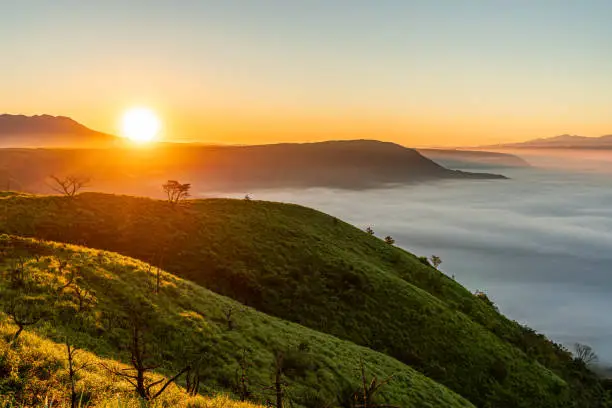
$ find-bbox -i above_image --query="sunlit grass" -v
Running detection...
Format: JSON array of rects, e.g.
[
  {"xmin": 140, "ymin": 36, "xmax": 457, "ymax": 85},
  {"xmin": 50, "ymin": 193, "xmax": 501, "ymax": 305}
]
[
  {"xmin": 0, "ymin": 235, "xmax": 474, "ymax": 407},
  {"xmin": 0, "ymin": 192, "xmax": 606, "ymax": 407}
]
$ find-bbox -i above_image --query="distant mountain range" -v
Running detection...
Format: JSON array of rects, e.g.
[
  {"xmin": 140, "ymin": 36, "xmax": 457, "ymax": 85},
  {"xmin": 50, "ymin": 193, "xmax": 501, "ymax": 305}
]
[
  {"xmin": 486, "ymin": 134, "xmax": 612, "ymax": 149},
  {"xmin": 0, "ymin": 114, "xmax": 116, "ymax": 147},
  {"xmin": 0, "ymin": 114, "xmax": 506, "ymax": 194}
]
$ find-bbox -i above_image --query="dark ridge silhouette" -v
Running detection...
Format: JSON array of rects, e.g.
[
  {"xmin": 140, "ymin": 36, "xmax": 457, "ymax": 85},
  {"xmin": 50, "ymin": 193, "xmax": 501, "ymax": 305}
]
[
  {"xmin": 0, "ymin": 140, "xmax": 506, "ymax": 194},
  {"xmin": 0, "ymin": 114, "xmax": 117, "ymax": 147}
]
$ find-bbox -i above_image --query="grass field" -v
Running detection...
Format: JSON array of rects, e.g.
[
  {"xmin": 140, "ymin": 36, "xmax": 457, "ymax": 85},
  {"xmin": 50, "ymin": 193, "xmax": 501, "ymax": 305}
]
[
  {"xmin": 0, "ymin": 192, "xmax": 607, "ymax": 407},
  {"xmin": 0, "ymin": 235, "xmax": 473, "ymax": 407}
]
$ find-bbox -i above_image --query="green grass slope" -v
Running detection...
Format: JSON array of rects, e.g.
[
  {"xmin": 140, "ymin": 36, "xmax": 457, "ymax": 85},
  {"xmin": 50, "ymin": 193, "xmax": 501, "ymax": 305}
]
[
  {"xmin": 0, "ymin": 321, "xmax": 258, "ymax": 408},
  {"xmin": 0, "ymin": 235, "xmax": 473, "ymax": 408},
  {"xmin": 0, "ymin": 193, "xmax": 607, "ymax": 407}
]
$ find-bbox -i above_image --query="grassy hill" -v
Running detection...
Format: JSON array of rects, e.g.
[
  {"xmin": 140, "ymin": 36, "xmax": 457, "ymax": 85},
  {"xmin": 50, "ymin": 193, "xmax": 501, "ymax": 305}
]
[
  {"xmin": 0, "ymin": 192, "xmax": 608, "ymax": 407},
  {"xmin": 0, "ymin": 235, "xmax": 472, "ymax": 407},
  {"xmin": 0, "ymin": 320, "xmax": 257, "ymax": 408}
]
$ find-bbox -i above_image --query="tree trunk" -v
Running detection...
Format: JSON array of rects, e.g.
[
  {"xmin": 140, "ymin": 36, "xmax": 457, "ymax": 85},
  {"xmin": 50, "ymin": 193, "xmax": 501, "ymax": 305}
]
[
  {"xmin": 67, "ymin": 344, "xmax": 77, "ymax": 408},
  {"xmin": 275, "ymin": 353, "xmax": 284, "ymax": 408},
  {"xmin": 12, "ymin": 324, "xmax": 24, "ymax": 344}
]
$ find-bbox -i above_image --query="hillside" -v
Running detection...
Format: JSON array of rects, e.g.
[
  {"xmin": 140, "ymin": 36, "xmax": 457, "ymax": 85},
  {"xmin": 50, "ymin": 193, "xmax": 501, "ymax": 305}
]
[
  {"xmin": 0, "ymin": 192, "xmax": 606, "ymax": 407},
  {"xmin": 0, "ymin": 139, "xmax": 506, "ymax": 195},
  {"xmin": 0, "ymin": 235, "xmax": 472, "ymax": 407},
  {"xmin": 0, "ymin": 114, "xmax": 116, "ymax": 148},
  {"xmin": 418, "ymin": 149, "xmax": 530, "ymax": 169},
  {"xmin": 0, "ymin": 320, "xmax": 257, "ymax": 408}
]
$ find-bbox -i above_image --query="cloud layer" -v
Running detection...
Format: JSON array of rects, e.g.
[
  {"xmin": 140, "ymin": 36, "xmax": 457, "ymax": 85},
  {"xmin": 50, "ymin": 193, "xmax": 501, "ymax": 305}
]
[{"xmin": 215, "ymin": 161, "xmax": 612, "ymax": 361}]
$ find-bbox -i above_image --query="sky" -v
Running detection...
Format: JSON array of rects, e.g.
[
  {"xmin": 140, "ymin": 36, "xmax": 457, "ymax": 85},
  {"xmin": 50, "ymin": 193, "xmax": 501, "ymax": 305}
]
[{"xmin": 1, "ymin": 0, "xmax": 612, "ymax": 147}]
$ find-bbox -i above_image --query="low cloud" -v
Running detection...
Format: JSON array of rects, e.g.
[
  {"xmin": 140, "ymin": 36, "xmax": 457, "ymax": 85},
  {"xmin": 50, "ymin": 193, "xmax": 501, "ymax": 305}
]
[{"xmin": 214, "ymin": 158, "xmax": 612, "ymax": 361}]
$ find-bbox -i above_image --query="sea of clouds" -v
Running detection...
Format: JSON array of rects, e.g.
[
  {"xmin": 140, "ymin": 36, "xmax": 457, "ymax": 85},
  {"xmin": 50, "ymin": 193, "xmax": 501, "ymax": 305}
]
[{"xmin": 215, "ymin": 152, "xmax": 612, "ymax": 362}]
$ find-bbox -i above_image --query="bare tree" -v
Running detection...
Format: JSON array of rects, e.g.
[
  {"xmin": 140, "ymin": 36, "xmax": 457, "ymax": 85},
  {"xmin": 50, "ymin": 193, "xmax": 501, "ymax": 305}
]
[
  {"xmin": 350, "ymin": 359, "xmax": 397, "ymax": 408},
  {"xmin": 573, "ymin": 343, "xmax": 598, "ymax": 365},
  {"xmin": 56, "ymin": 266, "xmax": 77, "ymax": 298},
  {"xmin": 162, "ymin": 180, "xmax": 191, "ymax": 204},
  {"xmin": 274, "ymin": 352, "xmax": 285, "ymax": 408},
  {"xmin": 384, "ymin": 236, "xmax": 395, "ymax": 245},
  {"xmin": 235, "ymin": 349, "xmax": 251, "ymax": 401},
  {"xmin": 49, "ymin": 175, "xmax": 89, "ymax": 198},
  {"xmin": 5, "ymin": 296, "xmax": 47, "ymax": 345},
  {"xmin": 225, "ymin": 307, "xmax": 234, "ymax": 331},
  {"xmin": 430, "ymin": 255, "xmax": 442, "ymax": 270},
  {"xmin": 65, "ymin": 343, "xmax": 91, "ymax": 408},
  {"xmin": 102, "ymin": 319, "xmax": 190, "ymax": 400},
  {"xmin": 147, "ymin": 251, "xmax": 164, "ymax": 294},
  {"xmin": 365, "ymin": 227, "xmax": 375, "ymax": 235},
  {"xmin": 72, "ymin": 283, "xmax": 95, "ymax": 313}
]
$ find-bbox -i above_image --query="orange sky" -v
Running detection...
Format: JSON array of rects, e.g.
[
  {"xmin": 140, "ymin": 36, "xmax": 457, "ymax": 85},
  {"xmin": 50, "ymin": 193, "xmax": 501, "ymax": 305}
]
[{"xmin": 3, "ymin": 1, "xmax": 611, "ymax": 147}]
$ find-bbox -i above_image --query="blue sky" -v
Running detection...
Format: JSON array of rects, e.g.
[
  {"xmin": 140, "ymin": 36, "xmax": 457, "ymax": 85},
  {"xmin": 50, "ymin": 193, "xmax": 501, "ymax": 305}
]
[{"xmin": 1, "ymin": 0, "xmax": 611, "ymax": 145}]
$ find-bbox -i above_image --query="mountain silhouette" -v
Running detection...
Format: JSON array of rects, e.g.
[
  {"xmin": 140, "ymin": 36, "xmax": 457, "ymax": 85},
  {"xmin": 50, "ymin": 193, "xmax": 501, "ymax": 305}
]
[
  {"xmin": 0, "ymin": 114, "xmax": 117, "ymax": 147},
  {"xmin": 486, "ymin": 133, "xmax": 612, "ymax": 149}
]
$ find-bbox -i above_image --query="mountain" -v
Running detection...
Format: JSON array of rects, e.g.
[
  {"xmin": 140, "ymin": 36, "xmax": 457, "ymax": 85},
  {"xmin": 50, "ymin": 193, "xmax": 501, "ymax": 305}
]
[
  {"xmin": 0, "ymin": 114, "xmax": 117, "ymax": 147},
  {"xmin": 418, "ymin": 149, "xmax": 530, "ymax": 169},
  {"xmin": 0, "ymin": 140, "xmax": 506, "ymax": 194},
  {"xmin": 486, "ymin": 134, "xmax": 612, "ymax": 149},
  {"xmin": 1, "ymin": 234, "xmax": 471, "ymax": 407},
  {"xmin": 0, "ymin": 192, "xmax": 606, "ymax": 407}
]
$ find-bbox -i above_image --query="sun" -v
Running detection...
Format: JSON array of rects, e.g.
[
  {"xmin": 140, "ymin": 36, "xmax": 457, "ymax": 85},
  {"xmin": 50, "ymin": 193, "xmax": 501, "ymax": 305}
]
[{"xmin": 121, "ymin": 107, "xmax": 161, "ymax": 143}]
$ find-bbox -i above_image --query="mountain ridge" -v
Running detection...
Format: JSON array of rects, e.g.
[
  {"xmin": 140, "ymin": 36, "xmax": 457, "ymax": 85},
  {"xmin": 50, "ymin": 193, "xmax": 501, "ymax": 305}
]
[
  {"xmin": 484, "ymin": 133, "xmax": 612, "ymax": 149},
  {"xmin": 0, "ymin": 139, "xmax": 506, "ymax": 194},
  {"xmin": 0, "ymin": 114, "xmax": 117, "ymax": 147}
]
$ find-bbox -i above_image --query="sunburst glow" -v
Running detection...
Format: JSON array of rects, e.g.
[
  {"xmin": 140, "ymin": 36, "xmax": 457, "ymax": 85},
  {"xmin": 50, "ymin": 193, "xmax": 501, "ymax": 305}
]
[{"xmin": 121, "ymin": 108, "xmax": 161, "ymax": 143}]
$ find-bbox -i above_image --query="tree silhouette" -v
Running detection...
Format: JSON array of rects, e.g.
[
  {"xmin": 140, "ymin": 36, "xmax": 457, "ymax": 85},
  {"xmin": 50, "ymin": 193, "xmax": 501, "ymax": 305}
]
[
  {"xmin": 102, "ymin": 313, "xmax": 190, "ymax": 400},
  {"xmin": 4, "ymin": 294, "xmax": 49, "ymax": 345},
  {"xmin": 65, "ymin": 342, "xmax": 92, "ymax": 408},
  {"xmin": 162, "ymin": 180, "xmax": 191, "ymax": 204},
  {"xmin": 430, "ymin": 255, "xmax": 442, "ymax": 270},
  {"xmin": 348, "ymin": 359, "xmax": 397, "ymax": 408},
  {"xmin": 573, "ymin": 343, "xmax": 598, "ymax": 365},
  {"xmin": 49, "ymin": 175, "xmax": 89, "ymax": 198}
]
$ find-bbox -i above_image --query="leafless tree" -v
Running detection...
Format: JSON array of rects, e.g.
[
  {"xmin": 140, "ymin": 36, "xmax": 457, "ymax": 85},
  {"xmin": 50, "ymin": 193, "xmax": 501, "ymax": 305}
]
[
  {"xmin": 162, "ymin": 180, "xmax": 191, "ymax": 204},
  {"xmin": 430, "ymin": 255, "xmax": 442, "ymax": 270},
  {"xmin": 274, "ymin": 352, "xmax": 285, "ymax": 408},
  {"xmin": 102, "ymin": 320, "xmax": 190, "ymax": 400},
  {"xmin": 573, "ymin": 343, "xmax": 598, "ymax": 365},
  {"xmin": 235, "ymin": 349, "xmax": 251, "ymax": 401},
  {"xmin": 73, "ymin": 283, "xmax": 95, "ymax": 313},
  {"xmin": 350, "ymin": 359, "xmax": 397, "ymax": 408},
  {"xmin": 225, "ymin": 307, "xmax": 234, "ymax": 331},
  {"xmin": 5, "ymin": 296, "xmax": 47, "ymax": 345},
  {"xmin": 65, "ymin": 342, "xmax": 92, "ymax": 408},
  {"xmin": 49, "ymin": 175, "xmax": 90, "ymax": 198},
  {"xmin": 56, "ymin": 267, "xmax": 77, "ymax": 297}
]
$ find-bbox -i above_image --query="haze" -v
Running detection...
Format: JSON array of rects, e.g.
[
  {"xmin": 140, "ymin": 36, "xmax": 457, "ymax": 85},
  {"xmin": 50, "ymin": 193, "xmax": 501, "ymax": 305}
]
[{"xmin": 2, "ymin": 0, "xmax": 612, "ymax": 146}]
